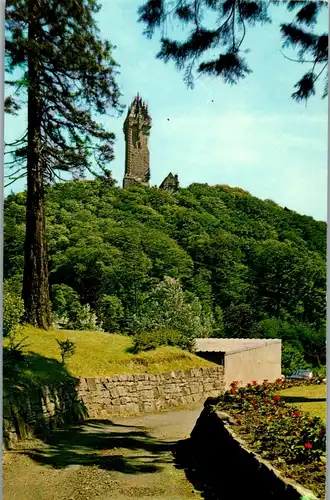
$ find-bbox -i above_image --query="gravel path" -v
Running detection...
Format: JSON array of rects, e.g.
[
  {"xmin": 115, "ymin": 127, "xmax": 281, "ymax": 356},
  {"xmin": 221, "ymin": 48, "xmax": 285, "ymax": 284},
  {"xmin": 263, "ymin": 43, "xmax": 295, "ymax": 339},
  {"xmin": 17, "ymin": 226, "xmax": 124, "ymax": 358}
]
[{"xmin": 3, "ymin": 405, "xmax": 203, "ymax": 500}]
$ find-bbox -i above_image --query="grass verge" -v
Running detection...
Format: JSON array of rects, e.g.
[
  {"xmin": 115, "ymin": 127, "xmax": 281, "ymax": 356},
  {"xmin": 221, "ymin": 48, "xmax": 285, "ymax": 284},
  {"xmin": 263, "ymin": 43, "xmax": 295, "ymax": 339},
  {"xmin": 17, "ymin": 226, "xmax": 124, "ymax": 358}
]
[
  {"xmin": 279, "ymin": 384, "xmax": 326, "ymax": 422},
  {"xmin": 5, "ymin": 326, "xmax": 216, "ymax": 381}
]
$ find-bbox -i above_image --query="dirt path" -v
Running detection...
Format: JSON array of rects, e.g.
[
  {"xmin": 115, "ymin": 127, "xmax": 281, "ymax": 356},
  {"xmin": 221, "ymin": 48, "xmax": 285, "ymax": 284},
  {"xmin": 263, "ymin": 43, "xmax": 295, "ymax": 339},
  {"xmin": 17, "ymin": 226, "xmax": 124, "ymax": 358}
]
[{"xmin": 3, "ymin": 405, "xmax": 202, "ymax": 500}]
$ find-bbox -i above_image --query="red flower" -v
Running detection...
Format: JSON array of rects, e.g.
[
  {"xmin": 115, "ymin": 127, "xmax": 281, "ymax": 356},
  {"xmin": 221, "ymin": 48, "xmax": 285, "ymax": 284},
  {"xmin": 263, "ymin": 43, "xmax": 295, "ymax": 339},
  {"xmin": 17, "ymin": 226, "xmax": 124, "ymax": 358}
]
[
  {"xmin": 292, "ymin": 411, "xmax": 301, "ymax": 417},
  {"xmin": 251, "ymin": 399, "xmax": 257, "ymax": 404},
  {"xmin": 231, "ymin": 387, "xmax": 237, "ymax": 394},
  {"xmin": 264, "ymin": 398, "xmax": 270, "ymax": 403},
  {"xmin": 251, "ymin": 380, "xmax": 257, "ymax": 385},
  {"xmin": 304, "ymin": 442, "xmax": 312, "ymax": 449},
  {"xmin": 273, "ymin": 395, "xmax": 281, "ymax": 402},
  {"xmin": 230, "ymin": 380, "xmax": 239, "ymax": 387},
  {"xmin": 308, "ymin": 418, "xmax": 313, "ymax": 423},
  {"xmin": 319, "ymin": 429, "xmax": 325, "ymax": 436}
]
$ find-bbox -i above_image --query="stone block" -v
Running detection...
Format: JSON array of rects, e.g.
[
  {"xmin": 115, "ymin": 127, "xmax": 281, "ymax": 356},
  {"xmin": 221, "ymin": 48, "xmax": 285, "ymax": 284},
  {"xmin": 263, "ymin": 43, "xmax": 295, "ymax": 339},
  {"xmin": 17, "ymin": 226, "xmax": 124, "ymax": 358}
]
[
  {"xmin": 142, "ymin": 401, "xmax": 156, "ymax": 412},
  {"xmin": 110, "ymin": 388, "xmax": 119, "ymax": 399},
  {"xmin": 116, "ymin": 386, "xmax": 127, "ymax": 397},
  {"xmin": 182, "ymin": 386, "xmax": 191, "ymax": 396},
  {"xmin": 189, "ymin": 383, "xmax": 200, "ymax": 394},
  {"xmin": 86, "ymin": 378, "xmax": 97, "ymax": 391},
  {"xmin": 141, "ymin": 390, "xmax": 154, "ymax": 400},
  {"xmin": 124, "ymin": 402, "xmax": 140, "ymax": 413}
]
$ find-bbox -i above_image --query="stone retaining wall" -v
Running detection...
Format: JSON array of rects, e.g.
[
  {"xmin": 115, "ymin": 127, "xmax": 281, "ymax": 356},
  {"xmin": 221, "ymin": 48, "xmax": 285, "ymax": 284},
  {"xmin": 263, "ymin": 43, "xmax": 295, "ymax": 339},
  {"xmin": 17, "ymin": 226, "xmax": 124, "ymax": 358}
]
[
  {"xmin": 78, "ymin": 367, "xmax": 224, "ymax": 417},
  {"xmin": 174, "ymin": 402, "xmax": 318, "ymax": 499},
  {"xmin": 3, "ymin": 367, "xmax": 224, "ymax": 449},
  {"xmin": 3, "ymin": 381, "xmax": 87, "ymax": 450}
]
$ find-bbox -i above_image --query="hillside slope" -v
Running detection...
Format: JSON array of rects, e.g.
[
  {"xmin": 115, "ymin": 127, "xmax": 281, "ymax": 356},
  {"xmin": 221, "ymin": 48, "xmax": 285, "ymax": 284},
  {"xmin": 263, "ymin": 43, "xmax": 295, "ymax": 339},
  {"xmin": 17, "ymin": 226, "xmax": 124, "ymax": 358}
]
[
  {"xmin": 4, "ymin": 326, "xmax": 215, "ymax": 379},
  {"xmin": 4, "ymin": 180, "xmax": 326, "ymax": 362}
]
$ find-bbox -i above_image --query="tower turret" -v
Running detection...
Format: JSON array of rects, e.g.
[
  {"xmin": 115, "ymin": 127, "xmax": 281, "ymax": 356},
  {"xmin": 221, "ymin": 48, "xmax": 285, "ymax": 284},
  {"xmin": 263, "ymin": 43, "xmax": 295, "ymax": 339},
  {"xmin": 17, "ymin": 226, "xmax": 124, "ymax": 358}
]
[{"xmin": 123, "ymin": 94, "xmax": 151, "ymax": 188}]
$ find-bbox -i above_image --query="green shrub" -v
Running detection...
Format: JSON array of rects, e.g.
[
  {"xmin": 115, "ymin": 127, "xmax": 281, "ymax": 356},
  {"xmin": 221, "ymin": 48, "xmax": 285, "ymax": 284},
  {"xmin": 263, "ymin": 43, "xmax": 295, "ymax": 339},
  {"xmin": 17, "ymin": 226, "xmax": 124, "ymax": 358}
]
[
  {"xmin": 4, "ymin": 330, "xmax": 29, "ymax": 376},
  {"xmin": 130, "ymin": 277, "xmax": 213, "ymax": 344},
  {"xmin": 315, "ymin": 365, "xmax": 326, "ymax": 378},
  {"xmin": 281, "ymin": 342, "xmax": 311, "ymax": 376},
  {"xmin": 132, "ymin": 328, "xmax": 194, "ymax": 353},
  {"xmin": 3, "ymin": 290, "xmax": 24, "ymax": 337},
  {"xmin": 56, "ymin": 339, "xmax": 76, "ymax": 365},
  {"xmin": 95, "ymin": 295, "xmax": 124, "ymax": 333},
  {"xmin": 132, "ymin": 331, "xmax": 160, "ymax": 353},
  {"xmin": 68, "ymin": 303, "xmax": 103, "ymax": 331},
  {"xmin": 51, "ymin": 284, "xmax": 80, "ymax": 318},
  {"xmin": 51, "ymin": 284, "xmax": 103, "ymax": 331}
]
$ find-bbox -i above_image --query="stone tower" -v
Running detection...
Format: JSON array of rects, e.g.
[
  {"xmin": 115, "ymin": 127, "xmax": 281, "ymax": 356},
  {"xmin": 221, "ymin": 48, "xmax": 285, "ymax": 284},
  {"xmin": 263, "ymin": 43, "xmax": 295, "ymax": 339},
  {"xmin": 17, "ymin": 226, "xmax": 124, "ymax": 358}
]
[{"xmin": 123, "ymin": 94, "xmax": 152, "ymax": 188}]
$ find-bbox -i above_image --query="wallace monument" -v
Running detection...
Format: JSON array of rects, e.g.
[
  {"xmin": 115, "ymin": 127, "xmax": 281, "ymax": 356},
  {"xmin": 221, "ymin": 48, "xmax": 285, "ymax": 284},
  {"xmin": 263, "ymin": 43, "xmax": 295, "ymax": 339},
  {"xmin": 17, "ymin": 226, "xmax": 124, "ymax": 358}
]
[{"xmin": 123, "ymin": 94, "xmax": 179, "ymax": 192}]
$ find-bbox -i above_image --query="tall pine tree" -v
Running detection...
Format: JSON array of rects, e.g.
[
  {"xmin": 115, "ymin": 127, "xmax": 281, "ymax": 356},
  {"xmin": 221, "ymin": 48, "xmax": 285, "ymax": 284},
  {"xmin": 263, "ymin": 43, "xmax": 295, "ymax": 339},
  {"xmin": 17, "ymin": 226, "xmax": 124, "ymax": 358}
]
[
  {"xmin": 138, "ymin": 0, "xmax": 328, "ymax": 101},
  {"xmin": 5, "ymin": 0, "xmax": 122, "ymax": 328}
]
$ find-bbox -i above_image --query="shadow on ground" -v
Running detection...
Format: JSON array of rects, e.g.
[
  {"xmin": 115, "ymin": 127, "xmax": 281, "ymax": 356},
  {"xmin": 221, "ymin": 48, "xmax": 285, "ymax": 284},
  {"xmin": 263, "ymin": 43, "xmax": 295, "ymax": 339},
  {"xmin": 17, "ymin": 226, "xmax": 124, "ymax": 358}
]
[
  {"xmin": 22, "ymin": 419, "xmax": 175, "ymax": 475},
  {"xmin": 281, "ymin": 396, "xmax": 326, "ymax": 403}
]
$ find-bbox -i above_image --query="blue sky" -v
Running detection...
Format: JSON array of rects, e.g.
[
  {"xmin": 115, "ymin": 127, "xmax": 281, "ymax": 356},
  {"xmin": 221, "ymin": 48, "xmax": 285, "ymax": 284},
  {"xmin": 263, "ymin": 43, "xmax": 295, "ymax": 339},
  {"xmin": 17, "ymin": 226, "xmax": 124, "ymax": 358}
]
[{"xmin": 5, "ymin": 1, "xmax": 328, "ymax": 221}]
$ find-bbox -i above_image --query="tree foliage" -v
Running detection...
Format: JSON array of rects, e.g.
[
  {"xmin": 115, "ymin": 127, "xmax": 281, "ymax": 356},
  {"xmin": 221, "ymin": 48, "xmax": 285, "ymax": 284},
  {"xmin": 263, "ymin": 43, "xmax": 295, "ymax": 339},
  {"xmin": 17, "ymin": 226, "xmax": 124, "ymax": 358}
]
[
  {"xmin": 4, "ymin": 179, "xmax": 326, "ymax": 368},
  {"xmin": 5, "ymin": 0, "xmax": 122, "ymax": 328},
  {"xmin": 137, "ymin": 0, "xmax": 328, "ymax": 101}
]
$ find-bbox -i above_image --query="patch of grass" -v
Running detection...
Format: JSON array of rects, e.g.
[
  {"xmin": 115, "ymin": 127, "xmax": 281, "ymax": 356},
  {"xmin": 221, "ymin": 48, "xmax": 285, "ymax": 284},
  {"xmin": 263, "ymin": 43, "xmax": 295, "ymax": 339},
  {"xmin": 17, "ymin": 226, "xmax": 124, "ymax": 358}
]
[
  {"xmin": 279, "ymin": 384, "xmax": 326, "ymax": 422},
  {"xmin": 4, "ymin": 326, "xmax": 216, "ymax": 380}
]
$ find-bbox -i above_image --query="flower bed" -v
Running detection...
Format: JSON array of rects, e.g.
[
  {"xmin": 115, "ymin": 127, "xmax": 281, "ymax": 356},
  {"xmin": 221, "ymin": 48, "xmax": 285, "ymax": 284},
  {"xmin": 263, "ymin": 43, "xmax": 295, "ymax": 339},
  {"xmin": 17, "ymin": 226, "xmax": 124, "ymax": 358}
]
[{"xmin": 214, "ymin": 378, "xmax": 326, "ymax": 498}]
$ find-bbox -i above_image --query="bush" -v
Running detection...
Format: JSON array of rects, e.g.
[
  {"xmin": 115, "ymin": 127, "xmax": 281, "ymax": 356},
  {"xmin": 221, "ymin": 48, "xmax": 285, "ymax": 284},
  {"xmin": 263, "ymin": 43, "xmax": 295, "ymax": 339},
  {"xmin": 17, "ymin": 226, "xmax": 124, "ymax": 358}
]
[
  {"xmin": 281, "ymin": 342, "xmax": 311, "ymax": 376},
  {"xmin": 68, "ymin": 303, "xmax": 103, "ymax": 331},
  {"xmin": 130, "ymin": 277, "xmax": 213, "ymax": 344},
  {"xmin": 314, "ymin": 365, "xmax": 326, "ymax": 378},
  {"xmin": 3, "ymin": 289, "xmax": 24, "ymax": 337},
  {"xmin": 51, "ymin": 284, "xmax": 103, "ymax": 331},
  {"xmin": 51, "ymin": 284, "xmax": 80, "ymax": 318},
  {"xmin": 4, "ymin": 330, "xmax": 29, "ymax": 376},
  {"xmin": 132, "ymin": 328, "xmax": 194, "ymax": 353},
  {"xmin": 56, "ymin": 338, "xmax": 76, "ymax": 365},
  {"xmin": 95, "ymin": 295, "xmax": 124, "ymax": 333}
]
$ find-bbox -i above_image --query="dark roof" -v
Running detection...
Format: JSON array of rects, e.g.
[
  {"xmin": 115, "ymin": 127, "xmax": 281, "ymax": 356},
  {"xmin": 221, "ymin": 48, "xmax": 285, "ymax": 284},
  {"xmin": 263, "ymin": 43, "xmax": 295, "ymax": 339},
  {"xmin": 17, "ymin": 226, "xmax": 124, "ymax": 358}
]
[{"xmin": 195, "ymin": 338, "xmax": 281, "ymax": 355}]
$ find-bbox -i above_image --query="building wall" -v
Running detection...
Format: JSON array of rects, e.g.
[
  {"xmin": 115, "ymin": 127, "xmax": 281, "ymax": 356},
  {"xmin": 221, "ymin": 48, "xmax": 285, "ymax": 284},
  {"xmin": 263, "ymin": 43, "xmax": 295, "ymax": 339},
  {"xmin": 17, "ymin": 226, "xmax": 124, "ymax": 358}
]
[{"xmin": 224, "ymin": 342, "xmax": 281, "ymax": 389}]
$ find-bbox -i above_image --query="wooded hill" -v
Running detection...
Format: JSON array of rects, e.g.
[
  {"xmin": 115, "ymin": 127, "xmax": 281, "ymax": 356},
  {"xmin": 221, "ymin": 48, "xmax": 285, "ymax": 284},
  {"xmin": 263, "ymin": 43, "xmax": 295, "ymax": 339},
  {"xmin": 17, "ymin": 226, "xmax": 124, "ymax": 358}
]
[{"xmin": 4, "ymin": 179, "xmax": 326, "ymax": 370}]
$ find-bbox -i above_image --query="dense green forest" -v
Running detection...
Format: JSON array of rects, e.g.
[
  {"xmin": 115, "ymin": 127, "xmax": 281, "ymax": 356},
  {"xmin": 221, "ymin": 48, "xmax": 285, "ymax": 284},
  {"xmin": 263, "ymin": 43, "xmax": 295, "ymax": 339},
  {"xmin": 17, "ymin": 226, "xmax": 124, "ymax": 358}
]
[{"xmin": 4, "ymin": 179, "xmax": 326, "ymax": 373}]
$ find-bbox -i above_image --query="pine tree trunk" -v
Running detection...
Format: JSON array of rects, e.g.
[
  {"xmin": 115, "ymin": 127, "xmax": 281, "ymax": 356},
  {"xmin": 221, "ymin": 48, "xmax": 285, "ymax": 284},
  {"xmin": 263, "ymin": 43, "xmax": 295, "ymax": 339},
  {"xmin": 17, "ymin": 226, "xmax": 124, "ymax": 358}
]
[{"xmin": 22, "ymin": 3, "xmax": 51, "ymax": 329}]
